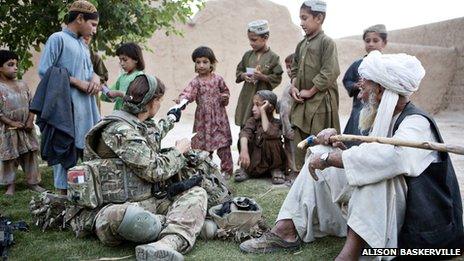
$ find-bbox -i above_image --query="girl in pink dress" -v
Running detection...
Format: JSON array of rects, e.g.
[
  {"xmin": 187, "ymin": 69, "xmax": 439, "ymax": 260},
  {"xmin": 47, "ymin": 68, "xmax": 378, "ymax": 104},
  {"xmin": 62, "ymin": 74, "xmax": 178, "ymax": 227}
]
[{"xmin": 176, "ymin": 46, "xmax": 233, "ymax": 178}]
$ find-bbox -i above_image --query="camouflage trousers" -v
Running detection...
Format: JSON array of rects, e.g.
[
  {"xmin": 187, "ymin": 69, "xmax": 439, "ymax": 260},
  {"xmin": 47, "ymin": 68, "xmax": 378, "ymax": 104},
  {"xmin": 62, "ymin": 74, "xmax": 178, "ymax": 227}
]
[{"xmin": 92, "ymin": 186, "xmax": 207, "ymax": 253}]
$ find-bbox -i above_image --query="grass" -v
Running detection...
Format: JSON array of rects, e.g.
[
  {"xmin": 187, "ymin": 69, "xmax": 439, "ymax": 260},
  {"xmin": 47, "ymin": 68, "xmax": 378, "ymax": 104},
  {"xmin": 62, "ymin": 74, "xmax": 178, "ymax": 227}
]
[{"xmin": 0, "ymin": 167, "xmax": 344, "ymax": 260}]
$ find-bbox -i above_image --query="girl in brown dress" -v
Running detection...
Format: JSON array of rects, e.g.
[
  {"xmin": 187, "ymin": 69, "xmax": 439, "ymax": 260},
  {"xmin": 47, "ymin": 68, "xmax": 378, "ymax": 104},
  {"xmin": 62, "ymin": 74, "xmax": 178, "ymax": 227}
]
[
  {"xmin": 235, "ymin": 90, "xmax": 286, "ymax": 184},
  {"xmin": 0, "ymin": 50, "xmax": 44, "ymax": 195}
]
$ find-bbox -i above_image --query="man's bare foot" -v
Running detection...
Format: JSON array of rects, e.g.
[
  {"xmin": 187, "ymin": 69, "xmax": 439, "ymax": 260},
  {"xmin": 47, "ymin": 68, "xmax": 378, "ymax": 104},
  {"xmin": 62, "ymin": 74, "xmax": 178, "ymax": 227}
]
[
  {"xmin": 336, "ymin": 227, "xmax": 365, "ymax": 261},
  {"xmin": 5, "ymin": 183, "xmax": 15, "ymax": 195},
  {"xmin": 58, "ymin": 189, "xmax": 67, "ymax": 196},
  {"xmin": 28, "ymin": 184, "xmax": 46, "ymax": 193}
]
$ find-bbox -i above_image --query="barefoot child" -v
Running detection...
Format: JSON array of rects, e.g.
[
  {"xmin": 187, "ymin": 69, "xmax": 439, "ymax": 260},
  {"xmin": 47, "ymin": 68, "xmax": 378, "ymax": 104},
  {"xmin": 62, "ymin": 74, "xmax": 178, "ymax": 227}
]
[
  {"xmin": 280, "ymin": 54, "xmax": 297, "ymax": 176},
  {"xmin": 176, "ymin": 46, "xmax": 233, "ymax": 178},
  {"xmin": 101, "ymin": 42, "xmax": 144, "ymax": 110},
  {"xmin": 0, "ymin": 50, "xmax": 45, "ymax": 195},
  {"xmin": 289, "ymin": 0, "xmax": 340, "ymax": 171},
  {"xmin": 343, "ymin": 24, "xmax": 387, "ymax": 147},
  {"xmin": 235, "ymin": 20, "xmax": 283, "ymax": 128},
  {"xmin": 235, "ymin": 90, "xmax": 286, "ymax": 184}
]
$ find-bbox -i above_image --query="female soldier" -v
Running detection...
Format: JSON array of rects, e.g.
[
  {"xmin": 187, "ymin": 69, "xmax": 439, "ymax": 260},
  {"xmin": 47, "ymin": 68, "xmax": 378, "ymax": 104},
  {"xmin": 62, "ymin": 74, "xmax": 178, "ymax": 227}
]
[{"xmin": 74, "ymin": 74, "xmax": 207, "ymax": 261}]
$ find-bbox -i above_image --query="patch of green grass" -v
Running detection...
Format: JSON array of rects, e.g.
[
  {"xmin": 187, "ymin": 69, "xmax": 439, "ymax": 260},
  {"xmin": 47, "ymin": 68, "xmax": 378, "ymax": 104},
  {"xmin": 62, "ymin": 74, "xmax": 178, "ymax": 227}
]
[{"xmin": 0, "ymin": 168, "xmax": 344, "ymax": 260}]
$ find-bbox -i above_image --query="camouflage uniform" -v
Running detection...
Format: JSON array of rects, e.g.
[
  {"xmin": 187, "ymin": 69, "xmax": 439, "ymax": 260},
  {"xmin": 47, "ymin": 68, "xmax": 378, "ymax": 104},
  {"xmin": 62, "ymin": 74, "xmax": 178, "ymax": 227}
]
[{"xmin": 70, "ymin": 110, "xmax": 208, "ymax": 253}]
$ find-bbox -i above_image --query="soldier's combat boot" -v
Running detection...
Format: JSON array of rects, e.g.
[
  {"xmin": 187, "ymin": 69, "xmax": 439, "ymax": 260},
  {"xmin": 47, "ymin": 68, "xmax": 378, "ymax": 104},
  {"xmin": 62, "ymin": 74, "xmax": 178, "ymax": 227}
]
[{"xmin": 135, "ymin": 234, "xmax": 185, "ymax": 261}]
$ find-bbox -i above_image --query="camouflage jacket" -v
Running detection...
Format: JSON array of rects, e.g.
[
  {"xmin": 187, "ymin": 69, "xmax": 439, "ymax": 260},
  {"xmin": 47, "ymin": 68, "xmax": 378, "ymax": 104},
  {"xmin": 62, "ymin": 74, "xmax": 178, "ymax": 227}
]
[{"xmin": 86, "ymin": 110, "xmax": 187, "ymax": 183}]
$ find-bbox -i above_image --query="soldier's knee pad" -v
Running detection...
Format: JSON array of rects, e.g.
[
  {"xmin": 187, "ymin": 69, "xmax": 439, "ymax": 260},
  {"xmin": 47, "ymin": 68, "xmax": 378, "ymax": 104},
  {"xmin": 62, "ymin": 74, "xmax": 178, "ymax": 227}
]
[{"xmin": 117, "ymin": 205, "xmax": 162, "ymax": 243}]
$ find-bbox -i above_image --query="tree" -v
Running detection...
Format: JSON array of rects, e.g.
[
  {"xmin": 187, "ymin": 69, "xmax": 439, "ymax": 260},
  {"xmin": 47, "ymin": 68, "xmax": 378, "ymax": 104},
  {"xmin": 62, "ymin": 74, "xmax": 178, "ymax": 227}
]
[{"xmin": 0, "ymin": 0, "xmax": 204, "ymax": 75}]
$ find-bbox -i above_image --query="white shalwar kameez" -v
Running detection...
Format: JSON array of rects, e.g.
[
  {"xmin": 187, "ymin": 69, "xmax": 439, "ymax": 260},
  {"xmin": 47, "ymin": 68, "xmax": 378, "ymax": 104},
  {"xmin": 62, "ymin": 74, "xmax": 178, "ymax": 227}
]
[{"xmin": 277, "ymin": 114, "xmax": 438, "ymax": 251}]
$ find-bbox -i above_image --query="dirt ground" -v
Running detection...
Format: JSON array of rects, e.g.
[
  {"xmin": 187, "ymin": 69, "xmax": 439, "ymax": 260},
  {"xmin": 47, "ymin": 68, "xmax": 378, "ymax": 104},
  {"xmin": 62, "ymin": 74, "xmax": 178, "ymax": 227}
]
[
  {"xmin": 163, "ymin": 111, "xmax": 464, "ymax": 203},
  {"xmin": 434, "ymin": 110, "xmax": 464, "ymax": 201}
]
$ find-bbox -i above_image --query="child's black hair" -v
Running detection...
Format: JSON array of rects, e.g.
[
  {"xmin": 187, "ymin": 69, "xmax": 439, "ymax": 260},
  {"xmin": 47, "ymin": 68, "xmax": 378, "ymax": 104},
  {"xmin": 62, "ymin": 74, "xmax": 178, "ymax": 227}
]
[
  {"xmin": 256, "ymin": 90, "xmax": 278, "ymax": 113},
  {"xmin": 191, "ymin": 46, "xmax": 218, "ymax": 64},
  {"xmin": 0, "ymin": 50, "xmax": 18, "ymax": 66},
  {"xmin": 300, "ymin": 3, "xmax": 326, "ymax": 23},
  {"xmin": 116, "ymin": 42, "xmax": 145, "ymax": 71},
  {"xmin": 362, "ymin": 31, "xmax": 388, "ymax": 43},
  {"xmin": 67, "ymin": 11, "xmax": 99, "ymax": 24}
]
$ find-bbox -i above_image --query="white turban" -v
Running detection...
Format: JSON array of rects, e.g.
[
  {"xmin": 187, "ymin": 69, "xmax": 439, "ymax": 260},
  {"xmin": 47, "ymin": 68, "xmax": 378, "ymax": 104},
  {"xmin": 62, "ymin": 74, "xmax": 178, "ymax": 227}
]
[
  {"xmin": 358, "ymin": 50, "xmax": 425, "ymax": 97},
  {"xmin": 358, "ymin": 51, "xmax": 426, "ymax": 137}
]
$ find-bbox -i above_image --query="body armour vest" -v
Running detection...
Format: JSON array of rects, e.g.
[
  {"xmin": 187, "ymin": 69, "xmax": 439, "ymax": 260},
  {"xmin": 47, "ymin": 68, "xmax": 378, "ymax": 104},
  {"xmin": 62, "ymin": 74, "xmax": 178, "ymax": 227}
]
[{"xmin": 67, "ymin": 111, "xmax": 152, "ymax": 209}]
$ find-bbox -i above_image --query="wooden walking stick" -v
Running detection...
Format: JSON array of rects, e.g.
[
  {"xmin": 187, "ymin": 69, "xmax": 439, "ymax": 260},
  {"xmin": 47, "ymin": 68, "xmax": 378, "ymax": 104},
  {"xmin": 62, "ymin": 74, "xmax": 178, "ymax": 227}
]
[{"xmin": 297, "ymin": 134, "xmax": 464, "ymax": 155}]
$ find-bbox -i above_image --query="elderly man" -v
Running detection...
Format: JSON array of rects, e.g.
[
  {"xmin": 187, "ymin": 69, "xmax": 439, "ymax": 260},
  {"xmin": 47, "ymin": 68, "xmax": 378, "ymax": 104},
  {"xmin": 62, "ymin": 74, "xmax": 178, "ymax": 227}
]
[{"xmin": 240, "ymin": 51, "xmax": 463, "ymax": 259}]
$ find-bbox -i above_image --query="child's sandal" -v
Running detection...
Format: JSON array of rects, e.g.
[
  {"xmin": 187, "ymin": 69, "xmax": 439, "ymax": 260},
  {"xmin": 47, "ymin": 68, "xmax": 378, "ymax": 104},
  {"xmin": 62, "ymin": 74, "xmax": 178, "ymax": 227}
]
[
  {"xmin": 271, "ymin": 169, "xmax": 285, "ymax": 185},
  {"xmin": 234, "ymin": 169, "xmax": 249, "ymax": 182}
]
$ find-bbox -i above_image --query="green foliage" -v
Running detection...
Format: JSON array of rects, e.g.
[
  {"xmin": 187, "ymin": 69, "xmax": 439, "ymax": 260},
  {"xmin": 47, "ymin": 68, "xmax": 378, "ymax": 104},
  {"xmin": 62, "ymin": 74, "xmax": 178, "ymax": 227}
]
[{"xmin": 0, "ymin": 0, "xmax": 204, "ymax": 76}]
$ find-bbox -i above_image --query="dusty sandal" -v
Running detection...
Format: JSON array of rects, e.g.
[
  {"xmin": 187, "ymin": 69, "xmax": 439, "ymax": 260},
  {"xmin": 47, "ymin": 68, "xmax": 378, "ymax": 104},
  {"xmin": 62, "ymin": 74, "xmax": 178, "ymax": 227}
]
[
  {"xmin": 271, "ymin": 170, "xmax": 285, "ymax": 185},
  {"xmin": 234, "ymin": 169, "xmax": 249, "ymax": 182}
]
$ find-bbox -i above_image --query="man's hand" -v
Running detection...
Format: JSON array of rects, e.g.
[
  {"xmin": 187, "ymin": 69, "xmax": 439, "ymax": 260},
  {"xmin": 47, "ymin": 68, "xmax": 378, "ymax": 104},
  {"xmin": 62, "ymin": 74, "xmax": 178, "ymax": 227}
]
[
  {"xmin": 308, "ymin": 153, "xmax": 329, "ymax": 181},
  {"xmin": 289, "ymin": 86, "xmax": 304, "ymax": 103},
  {"xmin": 316, "ymin": 128, "xmax": 338, "ymax": 146},
  {"xmin": 175, "ymin": 138, "xmax": 191, "ymax": 154},
  {"xmin": 239, "ymin": 151, "xmax": 251, "ymax": 169}
]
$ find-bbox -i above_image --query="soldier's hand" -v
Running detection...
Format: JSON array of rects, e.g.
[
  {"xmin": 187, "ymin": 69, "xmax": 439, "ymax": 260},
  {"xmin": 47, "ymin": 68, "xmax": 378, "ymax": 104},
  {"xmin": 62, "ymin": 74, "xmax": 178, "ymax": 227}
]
[
  {"xmin": 175, "ymin": 138, "xmax": 191, "ymax": 154},
  {"xmin": 167, "ymin": 107, "xmax": 182, "ymax": 122}
]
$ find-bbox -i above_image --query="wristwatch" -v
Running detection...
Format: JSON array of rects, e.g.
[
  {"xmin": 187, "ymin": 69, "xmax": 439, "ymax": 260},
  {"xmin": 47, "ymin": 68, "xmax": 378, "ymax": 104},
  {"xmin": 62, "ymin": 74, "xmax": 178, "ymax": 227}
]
[{"xmin": 320, "ymin": 152, "xmax": 330, "ymax": 166}]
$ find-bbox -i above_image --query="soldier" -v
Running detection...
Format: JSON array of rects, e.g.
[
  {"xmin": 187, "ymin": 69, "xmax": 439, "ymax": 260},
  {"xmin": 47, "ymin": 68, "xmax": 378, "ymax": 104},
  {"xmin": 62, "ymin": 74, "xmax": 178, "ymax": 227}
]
[{"xmin": 62, "ymin": 74, "xmax": 207, "ymax": 261}]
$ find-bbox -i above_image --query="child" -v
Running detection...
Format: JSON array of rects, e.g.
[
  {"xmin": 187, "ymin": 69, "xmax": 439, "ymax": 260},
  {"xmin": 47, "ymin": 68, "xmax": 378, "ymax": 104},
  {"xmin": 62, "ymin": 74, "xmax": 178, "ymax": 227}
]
[
  {"xmin": 235, "ymin": 90, "xmax": 286, "ymax": 184},
  {"xmin": 101, "ymin": 42, "xmax": 145, "ymax": 110},
  {"xmin": 84, "ymin": 35, "xmax": 109, "ymax": 113},
  {"xmin": 289, "ymin": 0, "xmax": 340, "ymax": 171},
  {"xmin": 176, "ymin": 46, "xmax": 233, "ymax": 178},
  {"xmin": 235, "ymin": 19, "xmax": 283, "ymax": 128},
  {"xmin": 280, "ymin": 54, "xmax": 298, "ymax": 177},
  {"xmin": 0, "ymin": 50, "xmax": 45, "ymax": 195},
  {"xmin": 343, "ymin": 24, "xmax": 387, "ymax": 147}
]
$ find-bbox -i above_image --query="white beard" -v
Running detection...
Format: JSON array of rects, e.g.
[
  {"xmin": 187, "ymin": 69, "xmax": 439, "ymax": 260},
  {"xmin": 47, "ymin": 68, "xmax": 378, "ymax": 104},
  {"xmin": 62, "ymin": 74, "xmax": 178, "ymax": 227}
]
[{"xmin": 358, "ymin": 92, "xmax": 379, "ymax": 133}]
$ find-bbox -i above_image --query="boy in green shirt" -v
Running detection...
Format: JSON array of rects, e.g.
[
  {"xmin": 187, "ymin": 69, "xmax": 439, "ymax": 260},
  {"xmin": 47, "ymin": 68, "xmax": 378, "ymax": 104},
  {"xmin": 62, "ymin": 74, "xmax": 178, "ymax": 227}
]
[
  {"xmin": 289, "ymin": 0, "xmax": 340, "ymax": 171},
  {"xmin": 235, "ymin": 20, "xmax": 283, "ymax": 128}
]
